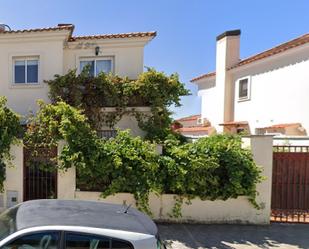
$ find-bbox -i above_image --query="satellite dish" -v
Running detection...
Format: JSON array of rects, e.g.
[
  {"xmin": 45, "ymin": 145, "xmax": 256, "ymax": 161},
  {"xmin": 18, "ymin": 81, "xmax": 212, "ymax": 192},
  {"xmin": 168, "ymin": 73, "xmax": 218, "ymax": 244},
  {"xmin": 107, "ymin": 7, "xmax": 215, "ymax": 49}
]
[{"xmin": 0, "ymin": 23, "xmax": 11, "ymax": 32}]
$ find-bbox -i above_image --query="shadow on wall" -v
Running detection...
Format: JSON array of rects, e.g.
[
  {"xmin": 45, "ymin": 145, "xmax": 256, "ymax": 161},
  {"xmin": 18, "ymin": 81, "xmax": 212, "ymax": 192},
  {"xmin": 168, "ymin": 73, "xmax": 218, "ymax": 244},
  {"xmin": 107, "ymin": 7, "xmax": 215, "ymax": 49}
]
[{"xmin": 158, "ymin": 223, "xmax": 309, "ymax": 249}]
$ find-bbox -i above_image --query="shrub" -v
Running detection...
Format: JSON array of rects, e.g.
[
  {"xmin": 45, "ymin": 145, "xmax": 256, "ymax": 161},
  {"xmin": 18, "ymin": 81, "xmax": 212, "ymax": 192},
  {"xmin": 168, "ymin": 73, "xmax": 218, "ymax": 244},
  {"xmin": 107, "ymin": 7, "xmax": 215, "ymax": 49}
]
[
  {"xmin": 0, "ymin": 97, "xmax": 22, "ymax": 191},
  {"xmin": 25, "ymin": 101, "xmax": 262, "ymax": 216},
  {"xmin": 45, "ymin": 67, "xmax": 190, "ymax": 141}
]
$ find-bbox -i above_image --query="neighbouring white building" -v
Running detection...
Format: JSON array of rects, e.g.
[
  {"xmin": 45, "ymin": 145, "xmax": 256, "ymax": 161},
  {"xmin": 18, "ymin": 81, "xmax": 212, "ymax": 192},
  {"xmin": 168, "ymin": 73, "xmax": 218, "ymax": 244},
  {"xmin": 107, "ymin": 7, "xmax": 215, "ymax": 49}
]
[{"xmin": 191, "ymin": 30, "xmax": 309, "ymax": 136}]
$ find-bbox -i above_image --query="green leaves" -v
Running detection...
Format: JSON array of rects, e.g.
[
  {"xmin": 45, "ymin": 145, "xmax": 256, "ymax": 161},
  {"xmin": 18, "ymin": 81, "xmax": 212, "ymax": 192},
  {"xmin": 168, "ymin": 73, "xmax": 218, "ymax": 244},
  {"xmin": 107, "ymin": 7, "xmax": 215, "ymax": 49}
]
[
  {"xmin": 26, "ymin": 76, "xmax": 262, "ymax": 216},
  {"xmin": 0, "ymin": 97, "xmax": 21, "ymax": 191},
  {"xmin": 160, "ymin": 134, "xmax": 263, "ymax": 210},
  {"xmin": 46, "ymin": 67, "xmax": 190, "ymax": 141}
]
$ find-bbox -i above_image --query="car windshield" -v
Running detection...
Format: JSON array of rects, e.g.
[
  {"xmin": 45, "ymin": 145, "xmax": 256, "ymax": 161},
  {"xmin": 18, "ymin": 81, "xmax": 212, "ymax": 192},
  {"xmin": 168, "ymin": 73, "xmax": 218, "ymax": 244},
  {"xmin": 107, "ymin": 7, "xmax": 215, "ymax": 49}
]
[{"xmin": 0, "ymin": 205, "xmax": 19, "ymax": 241}]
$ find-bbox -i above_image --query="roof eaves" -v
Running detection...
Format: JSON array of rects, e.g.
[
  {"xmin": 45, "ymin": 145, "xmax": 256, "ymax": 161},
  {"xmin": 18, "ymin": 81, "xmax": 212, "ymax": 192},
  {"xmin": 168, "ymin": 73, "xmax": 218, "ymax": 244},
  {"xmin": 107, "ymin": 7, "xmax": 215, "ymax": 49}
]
[
  {"xmin": 229, "ymin": 33, "xmax": 309, "ymax": 70},
  {"xmin": 1, "ymin": 25, "xmax": 74, "ymax": 35},
  {"xmin": 190, "ymin": 72, "xmax": 216, "ymax": 83},
  {"xmin": 69, "ymin": 31, "xmax": 157, "ymax": 42},
  {"xmin": 191, "ymin": 32, "xmax": 309, "ymax": 81}
]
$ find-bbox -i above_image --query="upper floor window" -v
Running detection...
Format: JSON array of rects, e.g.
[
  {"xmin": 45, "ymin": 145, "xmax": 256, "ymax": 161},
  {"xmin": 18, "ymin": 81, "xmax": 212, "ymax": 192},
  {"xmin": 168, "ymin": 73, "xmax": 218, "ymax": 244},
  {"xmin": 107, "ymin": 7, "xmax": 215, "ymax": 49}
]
[
  {"xmin": 14, "ymin": 57, "xmax": 39, "ymax": 84},
  {"xmin": 80, "ymin": 57, "xmax": 113, "ymax": 76},
  {"xmin": 238, "ymin": 77, "xmax": 250, "ymax": 101}
]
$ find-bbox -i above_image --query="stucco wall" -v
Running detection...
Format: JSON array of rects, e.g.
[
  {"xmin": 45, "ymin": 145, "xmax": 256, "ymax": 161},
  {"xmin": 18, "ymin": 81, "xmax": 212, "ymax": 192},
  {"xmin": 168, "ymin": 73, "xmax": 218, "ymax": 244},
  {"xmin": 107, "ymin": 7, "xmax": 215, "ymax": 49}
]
[
  {"xmin": 198, "ymin": 79, "xmax": 218, "ymax": 126},
  {"xmin": 63, "ymin": 39, "xmax": 145, "ymax": 79},
  {"xmin": 0, "ymin": 32, "xmax": 151, "ymax": 117},
  {"xmin": 72, "ymin": 136, "xmax": 273, "ymax": 224},
  {"xmin": 0, "ymin": 32, "xmax": 69, "ymax": 116},
  {"xmin": 0, "ymin": 143, "xmax": 23, "ymax": 212},
  {"xmin": 233, "ymin": 45, "xmax": 309, "ymax": 134},
  {"xmin": 99, "ymin": 107, "xmax": 151, "ymax": 137},
  {"xmin": 2, "ymin": 136, "xmax": 273, "ymax": 224}
]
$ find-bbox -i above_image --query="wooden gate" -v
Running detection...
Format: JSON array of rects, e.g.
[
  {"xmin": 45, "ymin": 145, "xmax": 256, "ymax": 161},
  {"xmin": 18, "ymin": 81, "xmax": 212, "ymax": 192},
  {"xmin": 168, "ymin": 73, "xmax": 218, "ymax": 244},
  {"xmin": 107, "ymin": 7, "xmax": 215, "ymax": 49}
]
[
  {"xmin": 271, "ymin": 145, "xmax": 309, "ymax": 223},
  {"xmin": 23, "ymin": 147, "xmax": 58, "ymax": 201}
]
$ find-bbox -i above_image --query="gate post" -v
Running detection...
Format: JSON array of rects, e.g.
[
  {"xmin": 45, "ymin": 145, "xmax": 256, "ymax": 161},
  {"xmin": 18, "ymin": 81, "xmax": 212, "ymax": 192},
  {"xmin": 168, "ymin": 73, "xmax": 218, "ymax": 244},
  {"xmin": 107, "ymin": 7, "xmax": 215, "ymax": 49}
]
[
  {"xmin": 243, "ymin": 135, "xmax": 273, "ymax": 224},
  {"xmin": 57, "ymin": 140, "xmax": 76, "ymax": 199},
  {"xmin": 1, "ymin": 142, "xmax": 24, "ymax": 211}
]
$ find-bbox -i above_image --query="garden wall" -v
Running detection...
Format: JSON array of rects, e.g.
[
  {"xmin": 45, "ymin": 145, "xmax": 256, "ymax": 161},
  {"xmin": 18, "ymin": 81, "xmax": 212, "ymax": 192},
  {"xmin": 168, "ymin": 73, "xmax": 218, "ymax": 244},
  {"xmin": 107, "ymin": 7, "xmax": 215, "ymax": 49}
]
[
  {"xmin": 1, "ymin": 135, "xmax": 273, "ymax": 224},
  {"xmin": 65, "ymin": 135, "xmax": 274, "ymax": 224}
]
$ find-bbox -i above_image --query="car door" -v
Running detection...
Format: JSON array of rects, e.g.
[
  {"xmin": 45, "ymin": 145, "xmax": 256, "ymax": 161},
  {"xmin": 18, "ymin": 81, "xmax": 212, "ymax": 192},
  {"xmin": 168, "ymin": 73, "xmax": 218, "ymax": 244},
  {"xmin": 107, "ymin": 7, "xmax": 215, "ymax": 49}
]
[
  {"xmin": 64, "ymin": 232, "xmax": 133, "ymax": 249},
  {"xmin": 1, "ymin": 231, "xmax": 60, "ymax": 249}
]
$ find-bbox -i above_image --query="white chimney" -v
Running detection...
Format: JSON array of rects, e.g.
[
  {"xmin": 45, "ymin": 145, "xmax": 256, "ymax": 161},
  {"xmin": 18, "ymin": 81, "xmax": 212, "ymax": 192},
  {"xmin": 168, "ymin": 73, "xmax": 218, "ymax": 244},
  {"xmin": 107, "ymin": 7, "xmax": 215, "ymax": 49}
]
[{"xmin": 215, "ymin": 30, "xmax": 241, "ymax": 131}]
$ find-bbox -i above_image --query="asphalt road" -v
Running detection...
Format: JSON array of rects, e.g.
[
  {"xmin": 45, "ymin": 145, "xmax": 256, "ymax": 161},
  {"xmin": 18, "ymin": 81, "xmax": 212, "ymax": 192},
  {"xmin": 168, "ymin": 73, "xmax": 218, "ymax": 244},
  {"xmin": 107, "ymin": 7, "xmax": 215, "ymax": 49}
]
[{"xmin": 158, "ymin": 223, "xmax": 309, "ymax": 249}]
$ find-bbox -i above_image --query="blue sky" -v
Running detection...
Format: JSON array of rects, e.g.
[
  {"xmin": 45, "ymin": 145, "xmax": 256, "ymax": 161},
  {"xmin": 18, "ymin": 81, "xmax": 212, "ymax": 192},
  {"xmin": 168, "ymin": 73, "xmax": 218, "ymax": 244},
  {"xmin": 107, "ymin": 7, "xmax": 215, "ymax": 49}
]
[{"xmin": 1, "ymin": 0, "xmax": 309, "ymax": 118}]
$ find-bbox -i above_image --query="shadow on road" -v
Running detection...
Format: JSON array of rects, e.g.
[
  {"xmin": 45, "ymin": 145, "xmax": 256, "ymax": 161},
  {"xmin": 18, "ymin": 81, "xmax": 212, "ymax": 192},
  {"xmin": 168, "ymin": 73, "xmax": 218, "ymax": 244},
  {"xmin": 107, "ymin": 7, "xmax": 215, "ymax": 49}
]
[{"xmin": 158, "ymin": 223, "xmax": 309, "ymax": 249}]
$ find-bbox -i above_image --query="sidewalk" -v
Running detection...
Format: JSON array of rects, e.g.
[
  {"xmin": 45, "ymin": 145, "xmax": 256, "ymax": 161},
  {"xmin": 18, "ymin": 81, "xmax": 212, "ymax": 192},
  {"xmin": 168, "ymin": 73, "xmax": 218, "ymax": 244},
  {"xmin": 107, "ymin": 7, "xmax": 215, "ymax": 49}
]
[{"xmin": 158, "ymin": 223, "xmax": 309, "ymax": 249}]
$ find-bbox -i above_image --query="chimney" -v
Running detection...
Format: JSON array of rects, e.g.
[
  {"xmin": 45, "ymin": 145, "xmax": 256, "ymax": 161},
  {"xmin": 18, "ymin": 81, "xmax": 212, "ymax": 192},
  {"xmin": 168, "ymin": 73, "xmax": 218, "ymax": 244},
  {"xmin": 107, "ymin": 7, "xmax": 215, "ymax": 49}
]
[
  {"xmin": 215, "ymin": 29, "xmax": 241, "ymax": 131},
  {"xmin": 216, "ymin": 30, "xmax": 241, "ymax": 68}
]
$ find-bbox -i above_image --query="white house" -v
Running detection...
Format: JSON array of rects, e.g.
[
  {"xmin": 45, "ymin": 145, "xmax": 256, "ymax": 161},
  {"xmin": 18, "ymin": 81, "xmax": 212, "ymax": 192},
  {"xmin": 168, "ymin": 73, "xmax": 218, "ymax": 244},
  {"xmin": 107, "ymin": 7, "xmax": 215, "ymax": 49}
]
[
  {"xmin": 191, "ymin": 30, "xmax": 309, "ymax": 136},
  {"xmin": 0, "ymin": 23, "xmax": 157, "ymax": 208},
  {"xmin": 0, "ymin": 23, "xmax": 155, "ymax": 136}
]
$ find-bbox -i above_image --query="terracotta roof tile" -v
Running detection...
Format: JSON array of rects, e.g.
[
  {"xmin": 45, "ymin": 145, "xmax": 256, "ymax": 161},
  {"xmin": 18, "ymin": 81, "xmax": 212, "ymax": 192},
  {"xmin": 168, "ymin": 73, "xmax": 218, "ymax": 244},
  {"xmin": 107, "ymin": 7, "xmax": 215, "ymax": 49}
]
[
  {"xmin": 191, "ymin": 32, "xmax": 309, "ymax": 82},
  {"xmin": 261, "ymin": 123, "xmax": 301, "ymax": 129},
  {"xmin": 219, "ymin": 121, "xmax": 248, "ymax": 126},
  {"xmin": 0, "ymin": 25, "xmax": 156, "ymax": 43},
  {"xmin": 175, "ymin": 126, "xmax": 212, "ymax": 132},
  {"xmin": 0, "ymin": 24, "xmax": 74, "ymax": 34},
  {"xmin": 191, "ymin": 72, "xmax": 216, "ymax": 82},
  {"xmin": 230, "ymin": 33, "xmax": 309, "ymax": 69},
  {"xmin": 176, "ymin": 114, "xmax": 201, "ymax": 122},
  {"xmin": 69, "ymin": 31, "xmax": 157, "ymax": 41}
]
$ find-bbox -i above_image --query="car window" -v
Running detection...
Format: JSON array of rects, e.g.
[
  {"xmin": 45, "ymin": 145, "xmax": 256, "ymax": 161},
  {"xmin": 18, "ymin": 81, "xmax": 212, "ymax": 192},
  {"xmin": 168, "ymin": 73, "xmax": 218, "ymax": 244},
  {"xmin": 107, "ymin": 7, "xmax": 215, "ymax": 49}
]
[
  {"xmin": 0, "ymin": 205, "xmax": 19, "ymax": 241},
  {"xmin": 65, "ymin": 233, "xmax": 109, "ymax": 249},
  {"xmin": 65, "ymin": 233, "xmax": 132, "ymax": 249},
  {"xmin": 2, "ymin": 232, "xmax": 59, "ymax": 249},
  {"xmin": 111, "ymin": 240, "xmax": 132, "ymax": 249}
]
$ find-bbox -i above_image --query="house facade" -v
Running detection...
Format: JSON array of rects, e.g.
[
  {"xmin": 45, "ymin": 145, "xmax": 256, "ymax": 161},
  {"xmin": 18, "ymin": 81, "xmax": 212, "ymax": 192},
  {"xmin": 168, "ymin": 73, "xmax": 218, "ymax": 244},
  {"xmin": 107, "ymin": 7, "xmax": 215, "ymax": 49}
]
[
  {"xmin": 191, "ymin": 30, "xmax": 309, "ymax": 136},
  {"xmin": 0, "ymin": 24, "xmax": 156, "ymax": 208},
  {"xmin": 0, "ymin": 24, "xmax": 155, "ymax": 136}
]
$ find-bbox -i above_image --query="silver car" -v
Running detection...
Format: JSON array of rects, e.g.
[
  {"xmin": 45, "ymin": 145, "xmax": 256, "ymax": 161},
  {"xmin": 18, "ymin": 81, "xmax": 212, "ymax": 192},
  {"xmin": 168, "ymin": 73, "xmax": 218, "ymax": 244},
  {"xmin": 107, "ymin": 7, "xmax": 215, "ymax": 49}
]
[{"xmin": 0, "ymin": 199, "xmax": 165, "ymax": 249}]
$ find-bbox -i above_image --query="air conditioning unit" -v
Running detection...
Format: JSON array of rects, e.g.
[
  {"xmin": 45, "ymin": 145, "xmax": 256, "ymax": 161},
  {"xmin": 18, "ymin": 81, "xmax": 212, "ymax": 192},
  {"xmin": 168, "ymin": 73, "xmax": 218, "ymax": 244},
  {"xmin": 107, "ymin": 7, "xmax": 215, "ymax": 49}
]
[{"xmin": 197, "ymin": 118, "xmax": 204, "ymax": 125}]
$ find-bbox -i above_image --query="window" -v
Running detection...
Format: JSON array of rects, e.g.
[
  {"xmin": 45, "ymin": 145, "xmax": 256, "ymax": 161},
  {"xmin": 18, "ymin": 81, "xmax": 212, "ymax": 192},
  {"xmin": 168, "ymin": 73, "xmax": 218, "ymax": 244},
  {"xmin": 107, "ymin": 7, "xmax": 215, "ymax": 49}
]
[
  {"xmin": 238, "ymin": 77, "xmax": 250, "ymax": 101},
  {"xmin": 14, "ymin": 58, "xmax": 39, "ymax": 84},
  {"xmin": 3, "ymin": 232, "xmax": 60, "ymax": 249},
  {"xmin": 0, "ymin": 205, "xmax": 18, "ymax": 241},
  {"xmin": 97, "ymin": 130, "xmax": 117, "ymax": 139},
  {"xmin": 80, "ymin": 58, "xmax": 113, "ymax": 76},
  {"xmin": 65, "ymin": 233, "xmax": 132, "ymax": 249}
]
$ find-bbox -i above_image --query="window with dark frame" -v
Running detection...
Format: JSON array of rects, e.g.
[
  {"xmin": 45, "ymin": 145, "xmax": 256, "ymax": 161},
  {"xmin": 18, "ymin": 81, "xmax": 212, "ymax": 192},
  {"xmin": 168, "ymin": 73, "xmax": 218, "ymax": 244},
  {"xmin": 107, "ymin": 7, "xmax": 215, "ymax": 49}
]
[{"xmin": 238, "ymin": 78, "xmax": 248, "ymax": 99}]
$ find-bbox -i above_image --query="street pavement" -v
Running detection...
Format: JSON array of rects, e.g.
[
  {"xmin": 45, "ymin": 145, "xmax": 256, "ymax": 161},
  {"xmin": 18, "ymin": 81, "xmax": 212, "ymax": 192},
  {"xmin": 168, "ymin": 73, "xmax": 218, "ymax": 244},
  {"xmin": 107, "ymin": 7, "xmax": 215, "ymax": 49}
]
[{"xmin": 158, "ymin": 223, "xmax": 309, "ymax": 249}]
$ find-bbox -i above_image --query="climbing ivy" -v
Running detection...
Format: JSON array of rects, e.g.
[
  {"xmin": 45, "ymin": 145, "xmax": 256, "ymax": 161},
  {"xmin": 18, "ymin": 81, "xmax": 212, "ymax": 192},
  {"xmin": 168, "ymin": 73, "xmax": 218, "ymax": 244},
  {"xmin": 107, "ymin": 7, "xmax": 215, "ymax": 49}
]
[
  {"xmin": 160, "ymin": 134, "xmax": 263, "ymax": 217},
  {"xmin": 25, "ymin": 101, "xmax": 262, "ymax": 216},
  {"xmin": 0, "ymin": 97, "xmax": 22, "ymax": 191},
  {"xmin": 45, "ymin": 67, "xmax": 190, "ymax": 141}
]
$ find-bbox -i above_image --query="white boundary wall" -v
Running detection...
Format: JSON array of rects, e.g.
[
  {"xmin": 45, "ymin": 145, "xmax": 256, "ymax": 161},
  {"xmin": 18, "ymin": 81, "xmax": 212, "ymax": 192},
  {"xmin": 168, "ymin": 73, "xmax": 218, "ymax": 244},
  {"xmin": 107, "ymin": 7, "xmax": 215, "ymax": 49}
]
[
  {"xmin": 1, "ymin": 135, "xmax": 273, "ymax": 224},
  {"xmin": 65, "ymin": 135, "xmax": 274, "ymax": 224}
]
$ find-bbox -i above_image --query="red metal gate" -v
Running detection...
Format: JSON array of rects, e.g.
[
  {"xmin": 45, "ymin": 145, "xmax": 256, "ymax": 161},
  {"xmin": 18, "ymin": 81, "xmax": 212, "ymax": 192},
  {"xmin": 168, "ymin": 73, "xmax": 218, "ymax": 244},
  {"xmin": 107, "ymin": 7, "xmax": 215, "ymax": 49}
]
[
  {"xmin": 271, "ymin": 145, "xmax": 309, "ymax": 223},
  {"xmin": 23, "ymin": 146, "xmax": 58, "ymax": 201}
]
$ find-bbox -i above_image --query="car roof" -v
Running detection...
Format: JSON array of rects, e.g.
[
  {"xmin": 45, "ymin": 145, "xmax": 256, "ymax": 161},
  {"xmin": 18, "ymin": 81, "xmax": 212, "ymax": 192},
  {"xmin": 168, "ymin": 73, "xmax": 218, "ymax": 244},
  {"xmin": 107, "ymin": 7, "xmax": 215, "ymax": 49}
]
[{"xmin": 15, "ymin": 199, "xmax": 158, "ymax": 236}]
